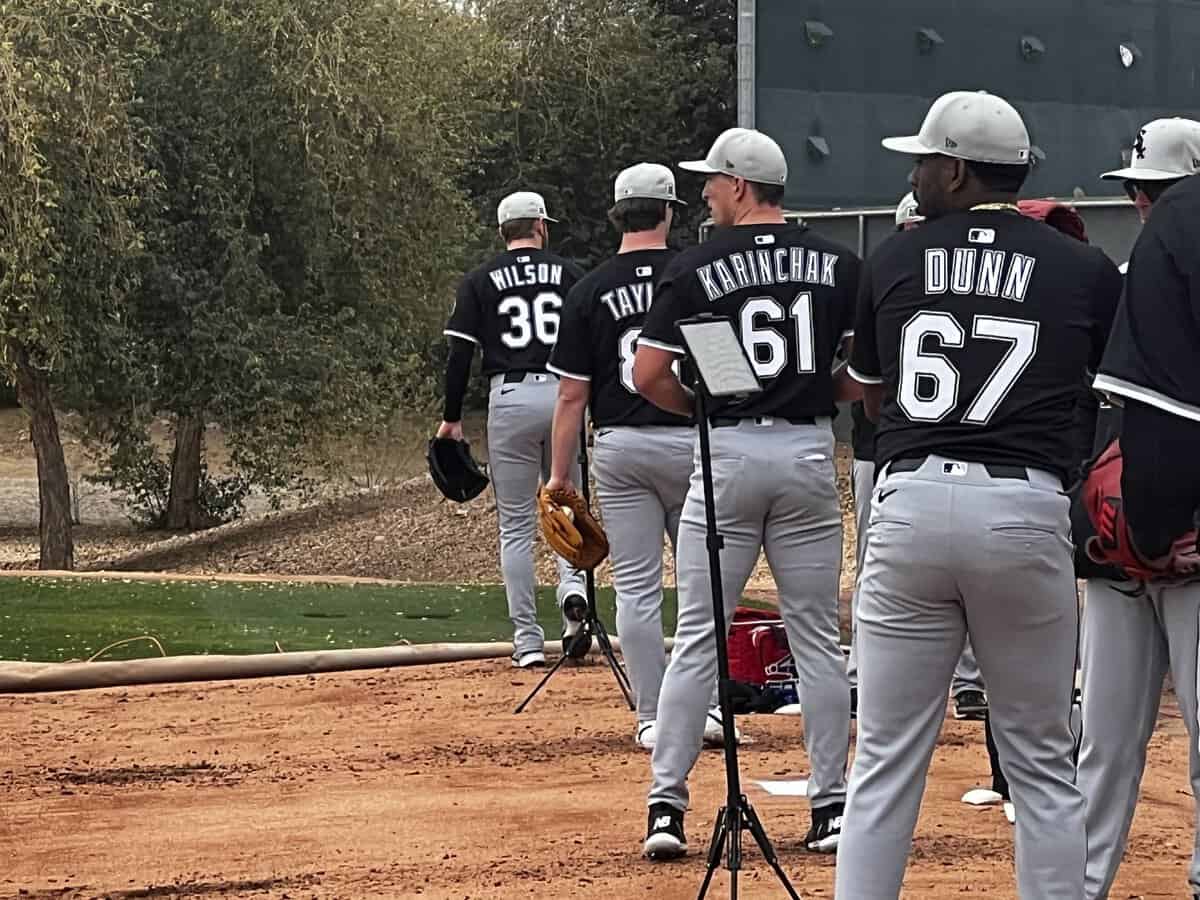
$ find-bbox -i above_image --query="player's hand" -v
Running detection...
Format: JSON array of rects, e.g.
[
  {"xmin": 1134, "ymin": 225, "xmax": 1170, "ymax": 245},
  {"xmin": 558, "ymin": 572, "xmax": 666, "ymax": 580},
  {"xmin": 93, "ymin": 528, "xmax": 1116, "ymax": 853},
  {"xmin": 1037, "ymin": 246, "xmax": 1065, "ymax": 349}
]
[
  {"xmin": 437, "ymin": 420, "xmax": 464, "ymax": 441},
  {"xmin": 543, "ymin": 474, "xmax": 569, "ymax": 493}
]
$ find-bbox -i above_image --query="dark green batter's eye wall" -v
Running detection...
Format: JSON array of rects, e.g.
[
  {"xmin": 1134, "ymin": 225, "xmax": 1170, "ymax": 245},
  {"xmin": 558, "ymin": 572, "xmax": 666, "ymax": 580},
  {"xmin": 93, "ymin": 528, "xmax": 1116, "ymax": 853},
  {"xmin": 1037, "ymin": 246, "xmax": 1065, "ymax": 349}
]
[{"xmin": 748, "ymin": 0, "xmax": 1200, "ymax": 210}]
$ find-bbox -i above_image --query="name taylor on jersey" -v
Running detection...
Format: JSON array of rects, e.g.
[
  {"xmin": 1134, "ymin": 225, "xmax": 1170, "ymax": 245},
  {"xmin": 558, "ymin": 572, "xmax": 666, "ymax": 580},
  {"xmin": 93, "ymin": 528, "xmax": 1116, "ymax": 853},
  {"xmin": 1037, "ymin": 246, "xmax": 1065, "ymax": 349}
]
[{"xmin": 600, "ymin": 266, "xmax": 655, "ymax": 320}]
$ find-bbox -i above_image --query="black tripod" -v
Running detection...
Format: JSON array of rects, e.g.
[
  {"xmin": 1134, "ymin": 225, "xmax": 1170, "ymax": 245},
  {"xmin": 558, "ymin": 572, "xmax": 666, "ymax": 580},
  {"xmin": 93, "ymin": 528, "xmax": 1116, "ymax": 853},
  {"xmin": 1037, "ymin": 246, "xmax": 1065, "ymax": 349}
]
[
  {"xmin": 677, "ymin": 320, "xmax": 799, "ymax": 900},
  {"xmin": 515, "ymin": 426, "xmax": 634, "ymax": 714}
]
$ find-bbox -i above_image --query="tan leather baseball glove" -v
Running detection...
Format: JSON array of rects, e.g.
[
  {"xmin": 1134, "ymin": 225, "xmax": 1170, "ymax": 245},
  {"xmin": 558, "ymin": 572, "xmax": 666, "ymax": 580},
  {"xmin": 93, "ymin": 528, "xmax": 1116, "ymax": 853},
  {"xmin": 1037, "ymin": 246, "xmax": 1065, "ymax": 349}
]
[{"xmin": 537, "ymin": 485, "xmax": 609, "ymax": 570}]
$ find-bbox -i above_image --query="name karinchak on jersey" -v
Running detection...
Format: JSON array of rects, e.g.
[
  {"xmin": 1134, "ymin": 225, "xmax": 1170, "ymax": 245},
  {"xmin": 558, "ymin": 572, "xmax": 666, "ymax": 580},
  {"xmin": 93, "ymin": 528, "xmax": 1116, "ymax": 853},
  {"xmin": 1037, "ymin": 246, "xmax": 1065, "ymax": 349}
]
[
  {"xmin": 488, "ymin": 259, "xmax": 567, "ymax": 292},
  {"xmin": 697, "ymin": 245, "xmax": 839, "ymax": 302}
]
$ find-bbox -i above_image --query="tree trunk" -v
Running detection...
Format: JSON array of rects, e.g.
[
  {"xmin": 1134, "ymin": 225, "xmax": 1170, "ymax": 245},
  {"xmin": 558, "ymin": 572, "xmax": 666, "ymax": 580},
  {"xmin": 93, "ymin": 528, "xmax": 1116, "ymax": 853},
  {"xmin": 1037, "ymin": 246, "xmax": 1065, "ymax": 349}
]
[
  {"xmin": 10, "ymin": 341, "xmax": 74, "ymax": 570},
  {"xmin": 165, "ymin": 413, "xmax": 205, "ymax": 530}
]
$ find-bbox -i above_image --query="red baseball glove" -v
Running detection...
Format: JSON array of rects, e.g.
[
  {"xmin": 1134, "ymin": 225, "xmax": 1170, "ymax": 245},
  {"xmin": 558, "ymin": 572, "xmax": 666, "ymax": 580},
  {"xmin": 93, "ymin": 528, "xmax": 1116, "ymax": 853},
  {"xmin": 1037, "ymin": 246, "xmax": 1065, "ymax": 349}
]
[{"xmin": 1082, "ymin": 440, "xmax": 1200, "ymax": 581}]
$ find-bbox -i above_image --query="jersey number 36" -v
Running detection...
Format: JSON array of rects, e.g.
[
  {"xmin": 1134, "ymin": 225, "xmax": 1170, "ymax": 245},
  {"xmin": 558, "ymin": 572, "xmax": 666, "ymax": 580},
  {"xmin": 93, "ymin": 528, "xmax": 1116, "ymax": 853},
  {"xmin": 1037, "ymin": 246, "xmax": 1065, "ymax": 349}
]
[
  {"xmin": 499, "ymin": 292, "xmax": 561, "ymax": 349},
  {"xmin": 900, "ymin": 311, "xmax": 1039, "ymax": 425}
]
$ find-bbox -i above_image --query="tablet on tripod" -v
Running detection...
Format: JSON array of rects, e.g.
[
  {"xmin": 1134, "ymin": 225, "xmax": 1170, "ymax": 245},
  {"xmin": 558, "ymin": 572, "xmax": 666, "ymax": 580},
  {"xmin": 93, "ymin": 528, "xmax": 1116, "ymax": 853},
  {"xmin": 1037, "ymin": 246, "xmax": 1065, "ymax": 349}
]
[{"xmin": 676, "ymin": 316, "xmax": 762, "ymax": 399}]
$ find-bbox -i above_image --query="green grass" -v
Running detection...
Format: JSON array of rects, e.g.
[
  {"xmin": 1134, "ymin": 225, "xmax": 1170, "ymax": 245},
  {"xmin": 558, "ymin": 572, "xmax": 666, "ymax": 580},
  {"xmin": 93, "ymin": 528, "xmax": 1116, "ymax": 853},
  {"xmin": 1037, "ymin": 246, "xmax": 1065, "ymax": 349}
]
[{"xmin": 0, "ymin": 577, "xmax": 679, "ymax": 663}]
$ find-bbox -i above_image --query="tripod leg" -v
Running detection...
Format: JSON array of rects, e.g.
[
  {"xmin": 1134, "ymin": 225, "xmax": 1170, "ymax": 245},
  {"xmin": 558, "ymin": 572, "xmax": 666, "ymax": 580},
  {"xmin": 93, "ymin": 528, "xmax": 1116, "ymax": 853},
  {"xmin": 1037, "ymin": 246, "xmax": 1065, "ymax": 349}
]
[
  {"xmin": 513, "ymin": 650, "xmax": 572, "ymax": 714},
  {"xmin": 695, "ymin": 807, "xmax": 728, "ymax": 900},
  {"xmin": 742, "ymin": 798, "xmax": 802, "ymax": 900},
  {"xmin": 726, "ymin": 802, "xmax": 743, "ymax": 900},
  {"xmin": 591, "ymin": 618, "xmax": 635, "ymax": 709}
]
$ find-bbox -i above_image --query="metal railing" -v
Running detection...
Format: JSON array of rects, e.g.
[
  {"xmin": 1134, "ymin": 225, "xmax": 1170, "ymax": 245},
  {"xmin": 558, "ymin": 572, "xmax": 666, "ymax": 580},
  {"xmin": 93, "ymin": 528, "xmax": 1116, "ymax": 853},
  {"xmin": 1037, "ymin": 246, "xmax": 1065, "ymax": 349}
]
[{"xmin": 699, "ymin": 196, "xmax": 1138, "ymax": 260}]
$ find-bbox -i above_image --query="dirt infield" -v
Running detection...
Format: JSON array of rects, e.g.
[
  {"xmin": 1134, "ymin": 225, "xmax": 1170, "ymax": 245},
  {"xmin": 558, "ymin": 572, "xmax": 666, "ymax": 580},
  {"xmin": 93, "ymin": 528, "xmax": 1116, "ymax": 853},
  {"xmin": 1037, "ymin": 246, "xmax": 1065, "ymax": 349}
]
[{"xmin": 1, "ymin": 658, "xmax": 1193, "ymax": 899}]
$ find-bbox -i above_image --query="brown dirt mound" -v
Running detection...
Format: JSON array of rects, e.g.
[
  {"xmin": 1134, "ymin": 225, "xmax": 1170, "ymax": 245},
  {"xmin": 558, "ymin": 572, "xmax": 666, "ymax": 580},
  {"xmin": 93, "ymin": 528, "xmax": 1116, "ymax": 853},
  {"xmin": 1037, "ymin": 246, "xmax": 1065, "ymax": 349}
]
[
  {"xmin": 1, "ymin": 659, "xmax": 1190, "ymax": 898},
  {"xmin": 57, "ymin": 445, "xmax": 861, "ymax": 596}
]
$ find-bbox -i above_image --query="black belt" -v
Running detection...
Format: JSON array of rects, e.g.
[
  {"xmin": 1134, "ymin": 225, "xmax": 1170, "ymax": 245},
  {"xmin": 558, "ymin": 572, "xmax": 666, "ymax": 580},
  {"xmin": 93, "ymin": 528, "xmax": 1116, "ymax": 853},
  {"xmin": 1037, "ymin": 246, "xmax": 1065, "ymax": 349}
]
[
  {"xmin": 888, "ymin": 456, "xmax": 1030, "ymax": 481},
  {"xmin": 711, "ymin": 416, "xmax": 816, "ymax": 428},
  {"xmin": 502, "ymin": 370, "xmax": 552, "ymax": 384}
]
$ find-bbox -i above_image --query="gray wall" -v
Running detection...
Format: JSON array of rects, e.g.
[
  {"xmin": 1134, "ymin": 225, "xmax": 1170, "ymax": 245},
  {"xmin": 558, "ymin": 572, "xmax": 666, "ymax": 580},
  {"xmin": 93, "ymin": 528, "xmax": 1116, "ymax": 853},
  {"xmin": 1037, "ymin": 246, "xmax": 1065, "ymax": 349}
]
[{"xmin": 751, "ymin": 0, "xmax": 1200, "ymax": 211}]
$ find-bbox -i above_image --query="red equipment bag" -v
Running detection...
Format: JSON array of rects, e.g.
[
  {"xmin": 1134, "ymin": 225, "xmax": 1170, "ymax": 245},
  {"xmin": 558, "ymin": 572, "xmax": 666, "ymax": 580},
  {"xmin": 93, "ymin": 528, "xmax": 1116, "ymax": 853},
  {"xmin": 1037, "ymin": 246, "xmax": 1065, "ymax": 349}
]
[{"xmin": 727, "ymin": 606, "xmax": 799, "ymax": 711}]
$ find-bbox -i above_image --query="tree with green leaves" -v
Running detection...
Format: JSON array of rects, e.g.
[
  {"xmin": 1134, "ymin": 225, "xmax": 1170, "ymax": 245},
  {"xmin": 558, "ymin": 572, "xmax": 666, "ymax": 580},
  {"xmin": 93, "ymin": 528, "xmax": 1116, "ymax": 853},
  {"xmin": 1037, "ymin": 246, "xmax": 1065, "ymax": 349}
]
[
  {"xmin": 464, "ymin": 0, "xmax": 736, "ymax": 268},
  {"xmin": 87, "ymin": 0, "xmax": 500, "ymax": 530},
  {"xmin": 0, "ymin": 0, "xmax": 156, "ymax": 567}
]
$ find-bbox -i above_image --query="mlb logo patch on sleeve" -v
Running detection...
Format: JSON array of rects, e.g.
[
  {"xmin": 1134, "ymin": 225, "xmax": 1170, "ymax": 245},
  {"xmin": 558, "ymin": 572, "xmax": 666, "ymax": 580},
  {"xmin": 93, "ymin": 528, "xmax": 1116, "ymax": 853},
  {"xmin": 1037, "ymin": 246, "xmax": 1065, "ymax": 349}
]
[
  {"xmin": 636, "ymin": 266, "xmax": 653, "ymax": 277},
  {"xmin": 968, "ymin": 228, "xmax": 996, "ymax": 245}
]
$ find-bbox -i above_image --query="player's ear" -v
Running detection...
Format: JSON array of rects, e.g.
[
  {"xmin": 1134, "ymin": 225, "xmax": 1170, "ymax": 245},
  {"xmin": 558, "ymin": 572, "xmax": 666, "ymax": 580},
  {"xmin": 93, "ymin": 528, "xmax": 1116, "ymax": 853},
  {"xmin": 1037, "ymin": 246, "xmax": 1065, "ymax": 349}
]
[
  {"xmin": 733, "ymin": 176, "xmax": 748, "ymax": 203},
  {"xmin": 949, "ymin": 158, "xmax": 969, "ymax": 193}
]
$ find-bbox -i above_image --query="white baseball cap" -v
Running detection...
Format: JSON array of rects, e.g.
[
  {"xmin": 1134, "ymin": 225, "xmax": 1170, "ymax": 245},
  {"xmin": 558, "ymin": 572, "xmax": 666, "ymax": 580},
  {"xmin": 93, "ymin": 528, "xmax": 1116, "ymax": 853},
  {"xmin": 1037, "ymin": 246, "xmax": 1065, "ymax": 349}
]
[
  {"xmin": 895, "ymin": 191, "xmax": 923, "ymax": 227},
  {"xmin": 679, "ymin": 128, "xmax": 788, "ymax": 185},
  {"xmin": 613, "ymin": 163, "xmax": 686, "ymax": 205},
  {"xmin": 1100, "ymin": 118, "xmax": 1200, "ymax": 181},
  {"xmin": 497, "ymin": 191, "xmax": 558, "ymax": 225},
  {"xmin": 882, "ymin": 91, "xmax": 1031, "ymax": 165}
]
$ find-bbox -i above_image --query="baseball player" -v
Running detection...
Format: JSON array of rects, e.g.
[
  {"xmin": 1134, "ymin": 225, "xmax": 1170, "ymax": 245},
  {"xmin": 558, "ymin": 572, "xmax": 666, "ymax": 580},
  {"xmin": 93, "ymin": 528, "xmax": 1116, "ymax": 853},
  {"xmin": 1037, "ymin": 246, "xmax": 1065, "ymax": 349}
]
[
  {"xmin": 542, "ymin": 163, "xmax": 695, "ymax": 750},
  {"xmin": 846, "ymin": 191, "xmax": 988, "ymax": 724},
  {"xmin": 439, "ymin": 191, "xmax": 588, "ymax": 669},
  {"xmin": 1077, "ymin": 117, "xmax": 1200, "ymax": 899},
  {"xmin": 632, "ymin": 127, "xmax": 858, "ymax": 858},
  {"xmin": 835, "ymin": 91, "xmax": 1123, "ymax": 899}
]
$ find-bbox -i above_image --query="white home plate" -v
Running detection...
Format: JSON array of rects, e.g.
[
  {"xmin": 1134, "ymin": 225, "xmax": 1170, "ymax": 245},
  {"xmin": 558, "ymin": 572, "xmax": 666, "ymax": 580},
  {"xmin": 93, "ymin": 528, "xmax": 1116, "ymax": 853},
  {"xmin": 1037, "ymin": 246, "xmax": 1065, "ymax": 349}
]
[
  {"xmin": 756, "ymin": 779, "xmax": 809, "ymax": 796},
  {"xmin": 774, "ymin": 703, "xmax": 803, "ymax": 716},
  {"xmin": 961, "ymin": 788, "xmax": 1005, "ymax": 806}
]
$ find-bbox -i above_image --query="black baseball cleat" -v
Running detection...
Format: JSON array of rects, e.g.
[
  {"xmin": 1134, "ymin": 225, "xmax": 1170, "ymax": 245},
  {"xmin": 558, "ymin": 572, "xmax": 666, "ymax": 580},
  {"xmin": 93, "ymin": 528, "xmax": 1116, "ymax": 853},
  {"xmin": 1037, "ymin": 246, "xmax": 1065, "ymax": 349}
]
[
  {"xmin": 954, "ymin": 689, "xmax": 988, "ymax": 721},
  {"xmin": 643, "ymin": 802, "xmax": 687, "ymax": 860},
  {"xmin": 805, "ymin": 801, "xmax": 844, "ymax": 853},
  {"xmin": 561, "ymin": 593, "xmax": 590, "ymax": 659}
]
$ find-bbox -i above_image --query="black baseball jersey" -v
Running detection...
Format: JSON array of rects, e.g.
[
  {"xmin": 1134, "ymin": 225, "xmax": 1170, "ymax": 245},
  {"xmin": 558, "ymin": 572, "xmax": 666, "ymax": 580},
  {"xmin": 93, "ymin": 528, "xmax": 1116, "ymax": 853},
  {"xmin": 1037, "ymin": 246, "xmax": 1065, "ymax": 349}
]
[
  {"xmin": 850, "ymin": 209, "xmax": 1123, "ymax": 482},
  {"xmin": 639, "ymin": 223, "xmax": 861, "ymax": 419},
  {"xmin": 547, "ymin": 249, "xmax": 691, "ymax": 427},
  {"xmin": 1094, "ymin": 174, "xmax": 1200, "ymax": 422},
  {"xmin": 850, "ymin": 401, "xmax": 877, "ymax": 461},
  {"xmin": 444, "ymin": 248, "xmax": 586, "ymax": 376}
]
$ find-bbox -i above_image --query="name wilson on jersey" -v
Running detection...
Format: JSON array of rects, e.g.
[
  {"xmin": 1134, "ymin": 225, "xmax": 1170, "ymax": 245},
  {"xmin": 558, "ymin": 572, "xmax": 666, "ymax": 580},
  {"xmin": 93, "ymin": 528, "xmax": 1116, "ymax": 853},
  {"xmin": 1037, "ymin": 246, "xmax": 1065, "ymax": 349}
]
[
  {"xmin": 696, "ymin": 246, "xmax": 840, "ymax": 302},
  {"xmin": 488, "ymin": 260, "xmax": 567, "ymax": 292},
  {"xmin": 924, "ymin": 247, "xmax": 1036, "ymax": 302}
]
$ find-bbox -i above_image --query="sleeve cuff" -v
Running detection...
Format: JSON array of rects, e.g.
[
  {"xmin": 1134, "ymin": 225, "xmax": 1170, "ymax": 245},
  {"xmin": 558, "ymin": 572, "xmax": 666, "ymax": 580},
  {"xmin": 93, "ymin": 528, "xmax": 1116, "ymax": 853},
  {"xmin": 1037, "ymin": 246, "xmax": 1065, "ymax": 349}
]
[
  {"xmin": 443, "ymin": 329, "xmax": 480, "ymax": 345},
  {"xmin": 636, "ymin": 336, "xmax": 685, "ymax": 354},
  {"xmin": 546, "ymin": 363, "xmax": 591, "ymax": 383},
  {"xmin": 848, "ymin": 365, "xmax": 884, "ymax": 385}
]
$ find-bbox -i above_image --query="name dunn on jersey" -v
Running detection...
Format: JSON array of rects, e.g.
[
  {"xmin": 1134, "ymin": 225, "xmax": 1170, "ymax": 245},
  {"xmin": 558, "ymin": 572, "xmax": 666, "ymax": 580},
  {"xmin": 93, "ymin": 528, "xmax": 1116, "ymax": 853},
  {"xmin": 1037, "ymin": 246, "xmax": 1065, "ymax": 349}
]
[{"xmin": 924, "ymin": 247, "xmax": 1036, "ymax": 302}]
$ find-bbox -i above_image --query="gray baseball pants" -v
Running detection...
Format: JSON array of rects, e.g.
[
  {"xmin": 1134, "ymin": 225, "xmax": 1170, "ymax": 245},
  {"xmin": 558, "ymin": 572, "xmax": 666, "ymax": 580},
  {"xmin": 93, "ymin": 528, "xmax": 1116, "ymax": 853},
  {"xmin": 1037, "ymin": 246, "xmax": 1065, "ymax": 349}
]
[
  {"xmin": 847, "ymin": 458, "xmax": 985, "ymax": 696},
  {"xmin": 835, "ymin": 456, "xmax": 1084, "ymax": 900},
  {"xmin": 1077, "ymin": 576, "xmax": 1200, "ymax": 898},
  {"xmin": 487, "ymin": 373, "xmax": 586, "ymax": 655},
  {"xmin": 592, "ymin": 425, "xmax": 694, "ymax": 723},
  {"xmin": 648, "ymin": 418, "xmax": 850, "ymax": 813}
]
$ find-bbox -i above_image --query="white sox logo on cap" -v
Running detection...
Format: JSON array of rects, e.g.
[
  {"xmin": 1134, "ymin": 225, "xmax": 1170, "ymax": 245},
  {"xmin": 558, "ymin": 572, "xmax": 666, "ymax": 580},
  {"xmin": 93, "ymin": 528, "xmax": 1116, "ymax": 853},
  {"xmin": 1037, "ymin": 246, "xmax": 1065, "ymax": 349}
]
[{"xmin": 1101, "ymin": 117, "xmax": 1200, "ymax": 182}]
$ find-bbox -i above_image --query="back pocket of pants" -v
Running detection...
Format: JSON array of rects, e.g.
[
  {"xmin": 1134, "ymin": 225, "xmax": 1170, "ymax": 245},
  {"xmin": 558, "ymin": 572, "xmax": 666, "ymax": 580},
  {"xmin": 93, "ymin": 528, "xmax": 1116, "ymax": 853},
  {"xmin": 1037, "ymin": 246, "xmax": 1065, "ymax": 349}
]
[{"xmin": 991, "ymin": 523, "xmax": 1059, "ymax": 539}]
